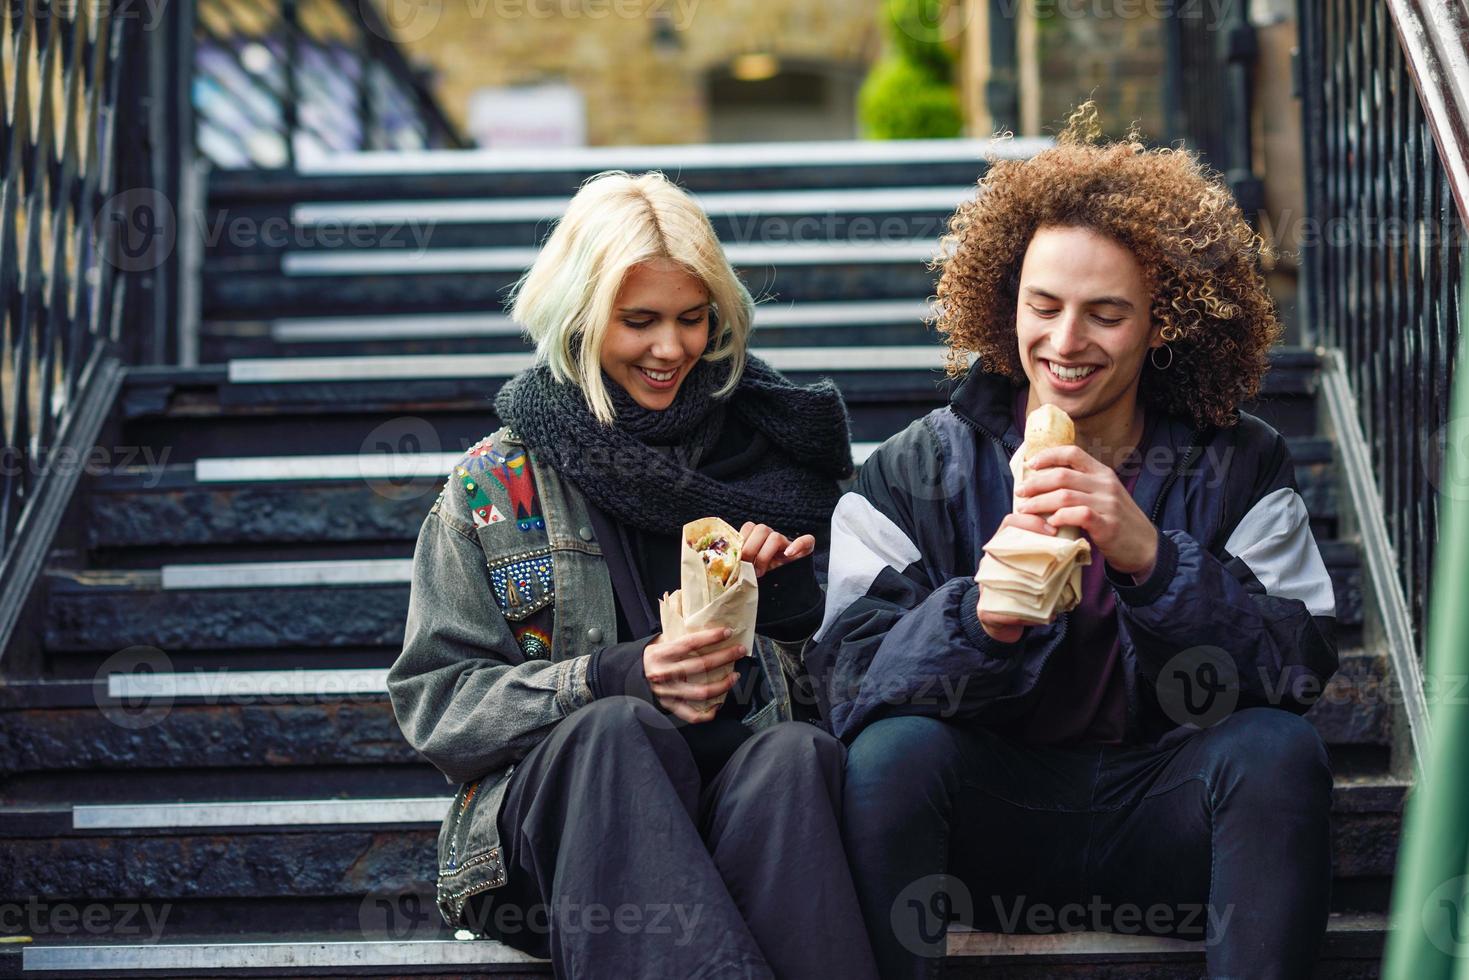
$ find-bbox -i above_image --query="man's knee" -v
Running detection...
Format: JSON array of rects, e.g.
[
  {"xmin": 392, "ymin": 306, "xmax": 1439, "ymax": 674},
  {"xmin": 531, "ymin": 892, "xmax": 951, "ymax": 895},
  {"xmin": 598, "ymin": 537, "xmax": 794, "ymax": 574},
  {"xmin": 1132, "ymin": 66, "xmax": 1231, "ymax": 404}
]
[
  {"xmin": 1202, "ymin": 708, "xmax": 1332, "ymax": 800},
  {"xmin": 845, "ymin": 716, "xmax": 962, "ymax": 811}
]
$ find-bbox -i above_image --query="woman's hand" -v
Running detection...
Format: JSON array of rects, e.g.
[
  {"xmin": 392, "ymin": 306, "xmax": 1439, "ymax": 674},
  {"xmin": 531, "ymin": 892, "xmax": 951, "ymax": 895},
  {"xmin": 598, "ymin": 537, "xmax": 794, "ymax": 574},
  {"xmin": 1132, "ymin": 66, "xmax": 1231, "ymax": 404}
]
[
  {"xmin": 1013, "ymin": 445, "xmax": 1159, "ymax": 579},
  {"xmin": 642, "ymin": 626, "xmax": 746, "ymax": 724},
  {"xmin": 739, "ymin": 523, "xmax": 815, "ymax": 578},
  {"xmin": 975, "ymin": 512, "xmax": 1056, "ymax": 643}
]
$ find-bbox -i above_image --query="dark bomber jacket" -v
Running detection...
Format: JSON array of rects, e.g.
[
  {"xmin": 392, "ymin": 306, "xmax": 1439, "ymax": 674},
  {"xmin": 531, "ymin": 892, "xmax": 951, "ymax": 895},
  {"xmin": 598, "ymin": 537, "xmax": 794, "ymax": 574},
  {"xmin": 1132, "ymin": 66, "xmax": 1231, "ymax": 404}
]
[{"xmin": 805, "ymin": 369, "xmax": 1340, "ymax": 745}]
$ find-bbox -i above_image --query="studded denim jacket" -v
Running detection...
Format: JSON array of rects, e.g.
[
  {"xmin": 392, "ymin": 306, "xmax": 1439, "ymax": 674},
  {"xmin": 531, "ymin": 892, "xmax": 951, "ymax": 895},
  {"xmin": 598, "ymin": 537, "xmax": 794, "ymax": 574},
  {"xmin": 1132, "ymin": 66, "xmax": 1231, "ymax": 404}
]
[{"xmin": 385, "ymin": 426, "xmax": 799, "ymax": 930}]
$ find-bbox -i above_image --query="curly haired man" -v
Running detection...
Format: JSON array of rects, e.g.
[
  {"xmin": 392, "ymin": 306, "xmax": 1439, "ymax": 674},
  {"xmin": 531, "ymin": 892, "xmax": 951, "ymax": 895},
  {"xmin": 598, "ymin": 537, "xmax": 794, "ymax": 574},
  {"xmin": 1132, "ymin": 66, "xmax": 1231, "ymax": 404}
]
[{"xmin": 806, "ymin": 105, "xmax": 1339, "ymax": 979}]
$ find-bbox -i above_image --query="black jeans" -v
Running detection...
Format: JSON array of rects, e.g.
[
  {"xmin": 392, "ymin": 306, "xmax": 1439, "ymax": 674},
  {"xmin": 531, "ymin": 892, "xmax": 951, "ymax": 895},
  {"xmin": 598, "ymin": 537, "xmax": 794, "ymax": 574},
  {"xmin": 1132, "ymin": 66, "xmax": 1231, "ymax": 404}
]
[
  {"xmin": 467, "ymin": 697, "xmax": 880, "ymax": 980},
  {"xmin": 842, "ymin": 707, "xmax": 1334, "ymax": 980}
]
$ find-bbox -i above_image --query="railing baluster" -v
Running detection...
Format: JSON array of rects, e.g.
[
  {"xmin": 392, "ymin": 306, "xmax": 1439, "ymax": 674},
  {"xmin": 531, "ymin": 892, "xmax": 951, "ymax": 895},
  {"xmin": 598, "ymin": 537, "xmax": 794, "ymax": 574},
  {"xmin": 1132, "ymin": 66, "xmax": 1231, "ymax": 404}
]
[{"xmin": 1299, "ymin": 0, "xmax": 1466, "ymax": 654}]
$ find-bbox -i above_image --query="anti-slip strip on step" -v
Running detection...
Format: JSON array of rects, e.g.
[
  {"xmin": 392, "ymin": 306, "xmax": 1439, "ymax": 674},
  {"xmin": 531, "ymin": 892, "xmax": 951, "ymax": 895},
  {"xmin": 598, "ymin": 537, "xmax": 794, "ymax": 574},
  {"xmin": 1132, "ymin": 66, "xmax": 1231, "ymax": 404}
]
[
  {"xmin": 281, "ymin": 240, "xmax": 942, "ymax": 276},
  {"xmin": 290, "ymin": 136, "xmax": 1049, "ymax": 176},
  {"xmin": 191, "ymin": 444, "xmax": 880, "ymax": 483},
  {"xmin": 72, "ymin": 797, "xmax": 449, "ymax": 830},
  {"xmin": 23, "ymin": 938, "xmax": 543, "ymax": 972},
  {"xmin": 195, "ymin": 452, "xmax": 463, "ymax": 482},
  {"xmin": 159, "ymin": 558, "xmax": 411, "ymax": 590},
  {"xmin": 20, "ymin": 913, "xmax": 1381, "ymax": 972},
  {"xmin": 291, "ymin": 187, "xmax": 975, "ymax": 226},
  {"xmin": 225, "ymin": 346, "xmax": 948, "ymax": 383},
  {"xmin": 105, "ymin": 667, "xmax": 390, "ymax": 701},
  {"xmin": 266, "ymin": 299, "xmax": 932, "ymax": 343}
]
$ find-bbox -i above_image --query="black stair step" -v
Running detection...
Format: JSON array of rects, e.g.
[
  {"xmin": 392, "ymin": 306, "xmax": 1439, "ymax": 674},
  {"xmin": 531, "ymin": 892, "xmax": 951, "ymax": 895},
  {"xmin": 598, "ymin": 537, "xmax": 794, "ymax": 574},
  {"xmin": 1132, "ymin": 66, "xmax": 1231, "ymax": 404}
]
[
  {"xmin": 198, "ymin": 309, "xmax": 944, "ymax": 361},
  {"xmin": 0, "ymin": 913, "xmax": 1385, "ymax": 979},
  {"xmin": 201, "ymin": 191, "xmax": 969, "ymax": 260},
  {"xmin": 2, "ymin": 648, "xmax": 1392, "ymax": 785},
  {"xmin": 112, "ymin": 347, "xmax": 1324, "ymax": 465},
  {"xmin": 203, "ymin": 140, "xmax": 1034, "ymax": 203},
  {"xmin": 0, "ymin": 782, "xmax": 1404, "ymax": 912},
  {"xmin": 40, "ymin": 541, "xmax": 1363, "ymax": 653},
  {"xmin": 80, "ymin": 436, "xmax": 1338, "ymax": 554},
  {"xmin": 202, "ymin": 253, "xmax": 941, "ymax": 320}
]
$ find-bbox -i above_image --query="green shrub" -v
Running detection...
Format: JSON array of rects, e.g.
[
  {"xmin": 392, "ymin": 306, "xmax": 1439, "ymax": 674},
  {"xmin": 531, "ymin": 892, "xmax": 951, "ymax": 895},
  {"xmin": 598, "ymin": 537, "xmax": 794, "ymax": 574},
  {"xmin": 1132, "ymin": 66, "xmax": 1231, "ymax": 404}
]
[
  {"xmin": 858, "ymin": 56, "xmax": 964, "ymax": 139},
  {"xmin": 883, "ymin": 0, "xmax": 956, "ymax": 75}
]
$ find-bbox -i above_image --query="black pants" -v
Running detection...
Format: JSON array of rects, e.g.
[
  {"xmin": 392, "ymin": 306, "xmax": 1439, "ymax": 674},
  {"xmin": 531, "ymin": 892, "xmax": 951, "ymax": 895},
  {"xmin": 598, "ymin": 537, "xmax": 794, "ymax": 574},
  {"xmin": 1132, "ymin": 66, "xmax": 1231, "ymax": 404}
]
[
  {"xmin": 467, "ymin": 697, "xmax": 880, "ymax": 980},
  {"xmin": 842, "ymin": 708, "xmax": 1334, "ymax": 980}
]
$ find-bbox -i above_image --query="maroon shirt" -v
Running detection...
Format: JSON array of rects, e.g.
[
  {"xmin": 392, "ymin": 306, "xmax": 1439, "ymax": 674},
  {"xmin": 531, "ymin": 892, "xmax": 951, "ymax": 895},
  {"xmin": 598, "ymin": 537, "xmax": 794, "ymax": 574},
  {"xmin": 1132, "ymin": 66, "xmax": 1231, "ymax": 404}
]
[{"xmin": 1000, "ymin": 387, "xmax": 1153, "ymax": 746}]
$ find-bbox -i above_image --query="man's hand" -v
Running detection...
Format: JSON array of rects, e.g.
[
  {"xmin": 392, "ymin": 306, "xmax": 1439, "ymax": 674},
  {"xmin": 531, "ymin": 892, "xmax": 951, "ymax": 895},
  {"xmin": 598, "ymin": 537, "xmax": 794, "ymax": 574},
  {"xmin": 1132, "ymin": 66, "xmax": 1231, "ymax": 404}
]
[
  {"xmin": 739, "ymin": 522, "xmax": 815, "ymax": 578},
  {"xmin": 975, "ymin": 512, "xmax": 1057, "ymax": 643},
  {"xmin": 642, "ymin": 627, "xmax": 746, "ymax": 723},
  {"xmin": 1013, "ymin": 445, "xmax": 1158, "ymax": 579}
]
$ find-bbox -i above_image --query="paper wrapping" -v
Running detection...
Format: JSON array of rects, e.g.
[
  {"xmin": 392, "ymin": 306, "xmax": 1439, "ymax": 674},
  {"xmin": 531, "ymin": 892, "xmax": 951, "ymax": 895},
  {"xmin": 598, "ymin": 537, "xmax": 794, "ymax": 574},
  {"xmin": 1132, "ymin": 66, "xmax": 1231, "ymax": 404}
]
[
  {"xmin": 975, "ymin": 438, "xmax": 1092, "ymax": 625},
  {"xmin": 658, "ymin": 518, "xmax": 758, "ymax": 711}
]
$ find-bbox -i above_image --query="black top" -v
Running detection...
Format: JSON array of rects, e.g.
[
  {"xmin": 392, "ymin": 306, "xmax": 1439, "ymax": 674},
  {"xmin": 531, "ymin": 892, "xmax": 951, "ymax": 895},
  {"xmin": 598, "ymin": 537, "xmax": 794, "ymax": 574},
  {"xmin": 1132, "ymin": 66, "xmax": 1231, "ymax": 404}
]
[{"xmin": 582, "ymin": 412, "xmax": 827, "ymax": 783}]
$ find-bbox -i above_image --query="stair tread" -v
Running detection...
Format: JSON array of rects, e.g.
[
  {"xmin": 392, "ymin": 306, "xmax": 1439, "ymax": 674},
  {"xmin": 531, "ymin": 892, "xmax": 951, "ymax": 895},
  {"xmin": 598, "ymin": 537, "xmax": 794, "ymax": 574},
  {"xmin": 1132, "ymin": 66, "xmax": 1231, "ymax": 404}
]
[{"xmin": 9, "ymin": 911, "xmax": 1385, "ymax": 975}]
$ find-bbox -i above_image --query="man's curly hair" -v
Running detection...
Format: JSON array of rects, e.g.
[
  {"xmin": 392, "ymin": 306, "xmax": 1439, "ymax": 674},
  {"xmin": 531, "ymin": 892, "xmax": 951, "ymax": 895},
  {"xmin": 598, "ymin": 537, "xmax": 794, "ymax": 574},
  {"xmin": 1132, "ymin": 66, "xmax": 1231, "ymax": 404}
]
[{"xmin": 933, "ymin": 103, "xmax": 1282, "ymax": 430}]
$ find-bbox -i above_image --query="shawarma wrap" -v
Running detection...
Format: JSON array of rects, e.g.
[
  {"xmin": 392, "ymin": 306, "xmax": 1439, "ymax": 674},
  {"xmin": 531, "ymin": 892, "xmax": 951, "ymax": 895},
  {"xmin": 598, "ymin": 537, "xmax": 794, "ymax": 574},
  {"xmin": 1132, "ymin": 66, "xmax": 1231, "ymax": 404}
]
[{"xmin": 658, "ymin": 518, "xmax": 758, "ymax": 711}]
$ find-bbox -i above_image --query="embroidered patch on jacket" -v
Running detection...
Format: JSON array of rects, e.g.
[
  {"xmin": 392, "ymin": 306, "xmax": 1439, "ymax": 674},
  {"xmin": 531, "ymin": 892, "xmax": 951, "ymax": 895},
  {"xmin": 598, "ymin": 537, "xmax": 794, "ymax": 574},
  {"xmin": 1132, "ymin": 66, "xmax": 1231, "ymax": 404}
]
[
  {"xmin": 459, "ymin": 442, "xmax": 545, "ymax": 532},
  {"xmin": 487, "ymin": 549, "xmax": 555, "ymax": 620},
  {"xmin": 515, "ymin": 625, "xmax": 552, "ymax": 660}
]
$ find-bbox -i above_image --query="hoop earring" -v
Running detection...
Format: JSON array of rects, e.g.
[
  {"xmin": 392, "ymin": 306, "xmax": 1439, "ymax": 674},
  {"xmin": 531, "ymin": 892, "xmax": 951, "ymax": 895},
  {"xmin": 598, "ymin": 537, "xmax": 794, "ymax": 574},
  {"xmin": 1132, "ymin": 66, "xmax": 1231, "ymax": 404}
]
[{"xmin": 1150, "ymin": 343, "xmax": 1174, "ymax": 370}]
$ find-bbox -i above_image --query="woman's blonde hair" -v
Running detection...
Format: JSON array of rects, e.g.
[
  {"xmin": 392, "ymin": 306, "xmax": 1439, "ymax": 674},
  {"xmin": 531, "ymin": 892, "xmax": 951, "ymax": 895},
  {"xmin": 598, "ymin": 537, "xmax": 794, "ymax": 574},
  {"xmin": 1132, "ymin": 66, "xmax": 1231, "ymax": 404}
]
[{"xmin": 507, "ymin": 170, "xmax": 755, "ymax": 424}]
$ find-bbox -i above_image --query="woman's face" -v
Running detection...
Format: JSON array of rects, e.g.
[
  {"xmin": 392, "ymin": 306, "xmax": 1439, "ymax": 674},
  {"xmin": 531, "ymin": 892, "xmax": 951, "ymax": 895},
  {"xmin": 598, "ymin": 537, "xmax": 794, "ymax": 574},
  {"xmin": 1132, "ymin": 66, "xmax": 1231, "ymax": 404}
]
[{"xmin": 600, "ymin": 257, "xmax": 711, "ymax": 412}]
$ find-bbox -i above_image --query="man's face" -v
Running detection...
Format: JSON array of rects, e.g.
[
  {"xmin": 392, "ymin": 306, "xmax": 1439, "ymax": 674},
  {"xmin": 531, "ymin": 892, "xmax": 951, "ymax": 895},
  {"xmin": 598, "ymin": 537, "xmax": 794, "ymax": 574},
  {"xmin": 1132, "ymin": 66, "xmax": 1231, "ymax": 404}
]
[{"xmin": 1014, "ymin": 224, "xmax": 1161, "ymax": 423}]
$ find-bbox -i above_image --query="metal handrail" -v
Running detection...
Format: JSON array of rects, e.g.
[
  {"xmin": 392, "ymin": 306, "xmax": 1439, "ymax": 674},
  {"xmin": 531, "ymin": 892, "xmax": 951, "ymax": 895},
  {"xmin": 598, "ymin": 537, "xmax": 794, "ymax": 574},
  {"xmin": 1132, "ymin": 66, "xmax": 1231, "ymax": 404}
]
[
  {"xmin": 1298, "ymin": 0, "xmax": 1469, "ymax": 771},
  {"xmin": 193, "ymin": 0, "xmax": 466, "ymax": 170}
]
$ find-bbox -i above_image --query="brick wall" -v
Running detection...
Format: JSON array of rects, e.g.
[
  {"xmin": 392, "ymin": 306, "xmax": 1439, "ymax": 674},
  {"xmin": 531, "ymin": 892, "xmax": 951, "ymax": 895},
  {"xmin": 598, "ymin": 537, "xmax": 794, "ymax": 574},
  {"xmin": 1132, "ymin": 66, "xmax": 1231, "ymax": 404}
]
[{"xmin": 373, "ymin": 0, "xmax": 883, "ymax": 146}]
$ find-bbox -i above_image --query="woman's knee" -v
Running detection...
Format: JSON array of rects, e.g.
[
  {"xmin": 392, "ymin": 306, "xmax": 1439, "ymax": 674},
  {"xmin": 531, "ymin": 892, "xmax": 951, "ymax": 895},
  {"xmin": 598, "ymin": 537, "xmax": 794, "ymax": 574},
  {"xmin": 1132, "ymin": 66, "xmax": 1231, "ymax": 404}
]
[{"xmin": 562, "ymin": 696, "xmax": 679, "ymax": 748}]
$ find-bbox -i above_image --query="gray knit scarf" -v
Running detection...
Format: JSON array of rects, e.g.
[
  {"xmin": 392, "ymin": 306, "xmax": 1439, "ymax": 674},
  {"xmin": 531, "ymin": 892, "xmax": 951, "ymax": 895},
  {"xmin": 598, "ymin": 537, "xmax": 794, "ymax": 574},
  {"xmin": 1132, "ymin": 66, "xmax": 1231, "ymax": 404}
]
[{"xmin": 494, "ymin": 355, "xmax": 853, "ymax": 538}]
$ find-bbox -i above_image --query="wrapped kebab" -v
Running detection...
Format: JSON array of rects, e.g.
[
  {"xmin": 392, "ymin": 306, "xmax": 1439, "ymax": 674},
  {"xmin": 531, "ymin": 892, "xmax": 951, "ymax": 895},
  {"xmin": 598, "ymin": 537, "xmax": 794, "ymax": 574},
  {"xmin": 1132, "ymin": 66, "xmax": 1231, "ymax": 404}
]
[
  {"xmin": 658, "ymin": 517, "xmax": 758, "ymax": 711},
  {"xmin": 976, "ymin": 404, "xmax": 1092, "ymax": 624}
]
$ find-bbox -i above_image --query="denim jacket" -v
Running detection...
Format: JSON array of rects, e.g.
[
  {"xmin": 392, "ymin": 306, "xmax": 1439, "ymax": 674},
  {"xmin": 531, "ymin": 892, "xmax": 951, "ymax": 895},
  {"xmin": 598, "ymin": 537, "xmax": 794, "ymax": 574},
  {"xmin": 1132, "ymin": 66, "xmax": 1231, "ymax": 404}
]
[{"xmin": 386, "ymin": 426, "xmax": 799, "ymax": 930}]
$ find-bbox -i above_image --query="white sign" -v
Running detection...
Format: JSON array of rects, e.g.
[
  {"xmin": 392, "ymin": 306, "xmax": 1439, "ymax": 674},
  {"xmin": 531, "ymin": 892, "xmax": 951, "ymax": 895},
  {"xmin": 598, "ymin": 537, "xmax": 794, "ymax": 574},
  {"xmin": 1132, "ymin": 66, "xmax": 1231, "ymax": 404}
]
[{"xmin": 467, "ymin": 83, "xmax": 587, "ymax": 148}]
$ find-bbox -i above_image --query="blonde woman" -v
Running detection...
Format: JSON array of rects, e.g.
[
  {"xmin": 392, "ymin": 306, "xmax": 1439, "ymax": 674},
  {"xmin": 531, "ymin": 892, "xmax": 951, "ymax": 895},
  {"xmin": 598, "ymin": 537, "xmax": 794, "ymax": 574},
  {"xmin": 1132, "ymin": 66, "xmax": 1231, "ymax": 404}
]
[{"xmin": 387, "ymin": 171, "xmax": 878, "ymax": 979}]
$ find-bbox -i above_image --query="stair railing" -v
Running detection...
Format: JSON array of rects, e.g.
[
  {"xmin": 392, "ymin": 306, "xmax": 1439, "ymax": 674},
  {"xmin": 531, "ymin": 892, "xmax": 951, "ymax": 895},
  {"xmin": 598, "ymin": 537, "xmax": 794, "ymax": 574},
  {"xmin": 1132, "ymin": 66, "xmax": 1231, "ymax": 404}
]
[
  {"xmin": 193, "ymin": 0, "xmax": 467, "ymax": 170},
  {"xmin": 1297, "ymin": 0, "xmax": 1469, "ymax": 769},
  {"xmin": 0, "ymin": 0, "xmax": 190, "ymax": 663}
]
